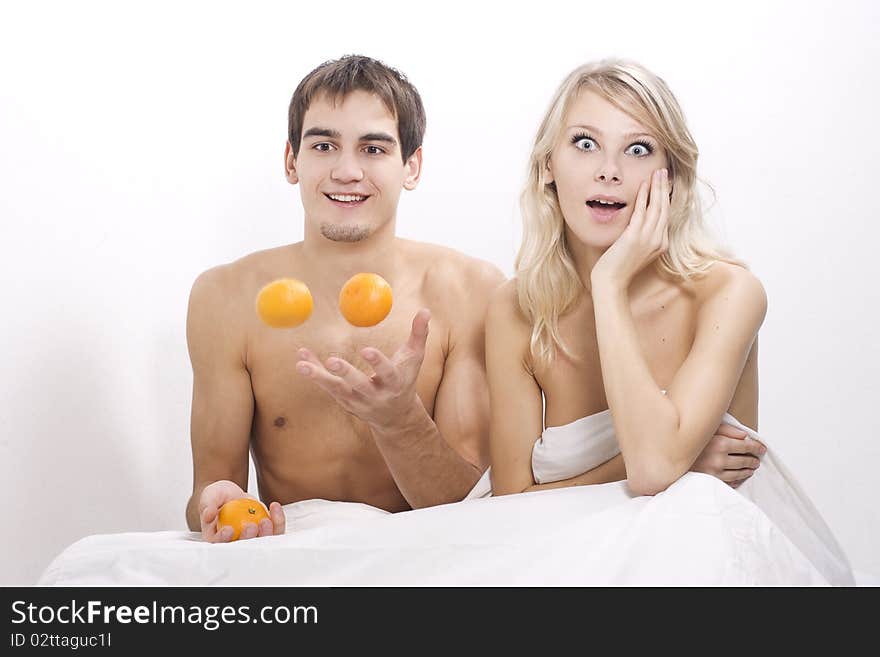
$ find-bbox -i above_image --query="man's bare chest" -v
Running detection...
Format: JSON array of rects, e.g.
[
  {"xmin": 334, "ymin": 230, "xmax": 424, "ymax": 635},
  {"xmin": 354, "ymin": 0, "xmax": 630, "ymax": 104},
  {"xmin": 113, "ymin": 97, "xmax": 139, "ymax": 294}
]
[{"xmin": 245, "ymin": 299, "xmax": 448, "ymax": 420}]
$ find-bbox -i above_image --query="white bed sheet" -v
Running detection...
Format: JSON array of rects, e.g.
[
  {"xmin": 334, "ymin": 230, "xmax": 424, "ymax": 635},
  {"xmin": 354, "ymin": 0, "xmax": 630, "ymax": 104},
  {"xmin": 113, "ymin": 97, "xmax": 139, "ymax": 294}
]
[{"xmin": 39, "ymin": 473, "xmax": 833, "ymax": 586}]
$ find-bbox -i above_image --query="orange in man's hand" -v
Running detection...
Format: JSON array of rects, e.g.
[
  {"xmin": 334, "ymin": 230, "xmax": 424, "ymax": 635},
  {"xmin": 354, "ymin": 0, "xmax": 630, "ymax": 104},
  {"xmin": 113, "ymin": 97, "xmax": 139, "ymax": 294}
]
[
  {"xmin": 338, "ymin": 273, "xmax": 393, "ymax": 327},
  {"xmin": 217, "ymin": 498, "xmax": 270, "ymax": 541},
  {"xmin": 256, "ymin": 278, "xmax": 313, "ymax": 328}
]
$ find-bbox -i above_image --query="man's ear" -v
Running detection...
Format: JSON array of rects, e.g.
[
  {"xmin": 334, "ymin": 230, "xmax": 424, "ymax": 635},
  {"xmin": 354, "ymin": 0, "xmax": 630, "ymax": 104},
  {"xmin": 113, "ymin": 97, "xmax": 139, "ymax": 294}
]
[
  {"xmin": 284, "ymin": 141, "xmax": 299, "ymax": 185},
  {"xmin": 402, "ymin": 146, "xmax": 423, "ymax": 191}
]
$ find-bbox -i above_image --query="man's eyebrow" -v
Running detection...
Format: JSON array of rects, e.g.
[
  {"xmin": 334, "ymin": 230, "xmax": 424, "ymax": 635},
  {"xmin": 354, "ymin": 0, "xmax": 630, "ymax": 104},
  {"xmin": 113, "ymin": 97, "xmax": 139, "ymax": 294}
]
[
  {"xmin": 360, "ymin": 132, "xmax": 397, "ymax": 145},
  {"xmin": 569, "ymin": 124, "xmax": 654, "ymax": 140},
  {"xmin": 302, "ymin": 127, "xmax": 341, "ymax": 139}
]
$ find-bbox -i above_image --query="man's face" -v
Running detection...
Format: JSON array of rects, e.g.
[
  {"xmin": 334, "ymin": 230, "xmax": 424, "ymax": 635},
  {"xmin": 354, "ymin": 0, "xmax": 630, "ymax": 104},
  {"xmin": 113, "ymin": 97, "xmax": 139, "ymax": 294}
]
[{"xmin": 286, "ymin": 89, "xmax": 421, "ymax": 243}]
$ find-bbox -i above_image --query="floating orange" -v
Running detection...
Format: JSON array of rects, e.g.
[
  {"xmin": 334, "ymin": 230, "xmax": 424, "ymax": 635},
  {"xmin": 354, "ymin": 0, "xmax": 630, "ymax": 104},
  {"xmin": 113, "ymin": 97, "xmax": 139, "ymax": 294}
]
[
  {"xmin": 338, "ymin": 273, "xmax": 393, "ymax": 327},
  {"xmin": 217, "ymin": 498, "xmax": 270, "ymax": 541},
  {"xmin": 255, "ymin": 278, "xmax": 313, "ymax": 328}
]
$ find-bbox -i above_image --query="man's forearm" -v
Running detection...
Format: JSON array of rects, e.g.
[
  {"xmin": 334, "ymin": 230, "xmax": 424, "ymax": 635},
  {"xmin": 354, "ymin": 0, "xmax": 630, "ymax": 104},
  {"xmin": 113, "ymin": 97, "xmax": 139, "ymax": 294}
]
[
  {"xmin": 370, "ymin": 402, "xmax": 482, "ymax": 509},
  {"xmin": 186, "ymin": 491, "xmax": 202, "ymax": 532}
]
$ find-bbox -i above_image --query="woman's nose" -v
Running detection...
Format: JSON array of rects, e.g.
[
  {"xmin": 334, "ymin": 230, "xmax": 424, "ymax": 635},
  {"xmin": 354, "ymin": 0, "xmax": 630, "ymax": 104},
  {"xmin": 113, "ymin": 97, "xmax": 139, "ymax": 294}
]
[{"xmin": 594, "ymin": 158, "xmax": 622, "ymax": 184}]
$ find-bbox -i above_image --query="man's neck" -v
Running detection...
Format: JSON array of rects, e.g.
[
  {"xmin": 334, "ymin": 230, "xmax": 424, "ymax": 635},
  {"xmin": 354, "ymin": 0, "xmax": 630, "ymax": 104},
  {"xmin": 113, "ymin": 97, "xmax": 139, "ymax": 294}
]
[{"xmin": 299, "ymin": 219, "xmax": 402, "ymax": 294}]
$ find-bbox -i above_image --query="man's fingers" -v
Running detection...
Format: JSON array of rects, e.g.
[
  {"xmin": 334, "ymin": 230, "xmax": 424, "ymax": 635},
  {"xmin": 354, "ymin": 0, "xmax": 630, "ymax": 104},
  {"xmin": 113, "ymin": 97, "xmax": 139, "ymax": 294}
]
[
  {"xmin": 744, "ymin": 437, "xmax": 767, "ymax": 456},
  {"xmin": 215, "ymin": 525, "xmax": 234, "ymax": 543},
  {"xmin": 270, "ymin": 501, "xmax": 286, "ymax": 535},
  {"xmin": 719, "ymin": 469, "xmax": 755, "ymax": 483},
  {"xmin": 716, "ymin": 423, "xmax": 748, "ymax": 440},
  {"xmin": 324, "ymin": 356, "xmax": 372, "ymax": 394},
  {"xmin": 240, "ymin": 522, "xmax": 258, "ymax": 541},
  {"xmin": 257, "ymin": 518, "xmax": 273, "ymax": 538},
  {"xmin": 201, "ymin": 504, "xmax": 218, "ymax": 527},
  {"xmin": 297, "ymin": 358, "xmax": 355, "ymax": 398},
  {"xmin": 404, "ymin": 308, "xmax": 431, "ymax": 364},
  {"xmin": 296, "ymin": 348, "xmax": 323, "ymax": 368},
  {"xmin": 726, "ymin": 436, "xmax": 767, "ymax": 457},
  {"xmin": 362, "ymin": 348, "xmax": 399, "ymax": 388},
  {"xmin": 723, "ymin": 455, "xmax": 761, "ymax": 470}
]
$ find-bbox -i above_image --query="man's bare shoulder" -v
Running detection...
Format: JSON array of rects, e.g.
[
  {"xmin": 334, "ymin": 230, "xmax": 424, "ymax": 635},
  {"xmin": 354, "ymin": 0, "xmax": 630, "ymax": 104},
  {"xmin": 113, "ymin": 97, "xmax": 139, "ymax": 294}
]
[
  {"xmin": 407, "ymin": 240, "xmax": 507, "ymax": 308},
  {"xmin": 190, "ymin": 243, "xmax": 301, "ymax": 302}
]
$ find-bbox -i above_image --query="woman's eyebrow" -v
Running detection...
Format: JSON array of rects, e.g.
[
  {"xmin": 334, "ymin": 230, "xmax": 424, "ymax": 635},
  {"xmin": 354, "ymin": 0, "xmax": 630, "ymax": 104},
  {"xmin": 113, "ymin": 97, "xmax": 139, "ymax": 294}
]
[{"xmin": 569, "ymin": 124, "xmax": 653, "ymax": 140}]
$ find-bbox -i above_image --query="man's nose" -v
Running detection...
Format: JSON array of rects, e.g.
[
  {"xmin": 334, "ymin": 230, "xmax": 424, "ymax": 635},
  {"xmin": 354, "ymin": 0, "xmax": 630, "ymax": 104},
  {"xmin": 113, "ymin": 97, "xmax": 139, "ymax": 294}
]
[
  {"xmin": 331, "ymin": 151, "xmax": 364, "ymax": 183},
  {"xmin": 594, "ymin": 157, "xmax": 622, "ymax": 184}
]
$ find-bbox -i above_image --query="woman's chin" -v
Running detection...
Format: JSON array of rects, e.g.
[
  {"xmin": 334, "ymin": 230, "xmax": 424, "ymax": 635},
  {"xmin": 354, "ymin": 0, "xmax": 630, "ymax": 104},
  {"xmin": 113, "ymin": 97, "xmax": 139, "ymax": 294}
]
[{"xmin": 565, "ymin": 226, "xmax": 622, "ymax": 250}]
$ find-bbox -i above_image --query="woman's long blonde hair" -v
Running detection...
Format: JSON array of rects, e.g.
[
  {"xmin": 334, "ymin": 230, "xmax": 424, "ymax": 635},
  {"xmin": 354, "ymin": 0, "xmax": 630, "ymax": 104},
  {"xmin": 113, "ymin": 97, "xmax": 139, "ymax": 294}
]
[{"xmin": 516, "ymin": 59, "xmax": 743, "ymax": 367}]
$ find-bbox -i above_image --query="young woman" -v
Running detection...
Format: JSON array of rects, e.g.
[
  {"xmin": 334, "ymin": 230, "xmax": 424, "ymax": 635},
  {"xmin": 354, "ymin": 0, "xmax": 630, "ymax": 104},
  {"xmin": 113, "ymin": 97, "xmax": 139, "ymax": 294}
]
[{"xmin": 475, "ymin": 59, "xmax": 853, "ymax": 585}]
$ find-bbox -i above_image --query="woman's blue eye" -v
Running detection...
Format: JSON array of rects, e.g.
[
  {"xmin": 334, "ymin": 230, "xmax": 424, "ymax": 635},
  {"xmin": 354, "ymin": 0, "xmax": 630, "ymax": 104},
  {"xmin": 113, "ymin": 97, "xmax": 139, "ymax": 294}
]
[
  {"xmin": 626, "ymin": 143, "xmax": 653, "ymax": 157},
  {"xmin": 573, "ymin": 137, "xmax": 597, "ymax": 151}
]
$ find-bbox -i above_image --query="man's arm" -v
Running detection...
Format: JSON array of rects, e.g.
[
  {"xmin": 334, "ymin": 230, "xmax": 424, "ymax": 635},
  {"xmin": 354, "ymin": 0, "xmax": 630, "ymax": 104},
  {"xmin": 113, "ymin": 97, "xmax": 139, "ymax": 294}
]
[
  {"xmin": 374, "ymin": 262, "xmax": 506, "ymax": 507},
  {"xmin": 184, "ymin": 267, "xmax": 284, "ymax": 538},
  {"xmin": 294, "ymin": 261, "xmax": 506, "ymax": 508}
]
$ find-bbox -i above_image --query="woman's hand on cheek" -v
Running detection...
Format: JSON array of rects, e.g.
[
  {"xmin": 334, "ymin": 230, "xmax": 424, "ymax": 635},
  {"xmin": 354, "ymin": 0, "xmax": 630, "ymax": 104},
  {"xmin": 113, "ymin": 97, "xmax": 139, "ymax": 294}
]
[{"xmin": 590, "ymin": 168, "xmax": 670, "ymax": 291}]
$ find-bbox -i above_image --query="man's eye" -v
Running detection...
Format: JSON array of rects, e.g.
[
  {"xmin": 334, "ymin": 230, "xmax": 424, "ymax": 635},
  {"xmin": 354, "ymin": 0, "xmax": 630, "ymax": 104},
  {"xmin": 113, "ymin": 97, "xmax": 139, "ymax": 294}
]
[
  {"xmin": 313, "ymin": 143, "xmax": 334, "ymax": 152},
  {"xmin": 625, "ymin": 143, "xmax": 654, "ymax": 157},
  {"xmin": 364, "ymin": 145, "xmax": 385, "ymax": 155}
]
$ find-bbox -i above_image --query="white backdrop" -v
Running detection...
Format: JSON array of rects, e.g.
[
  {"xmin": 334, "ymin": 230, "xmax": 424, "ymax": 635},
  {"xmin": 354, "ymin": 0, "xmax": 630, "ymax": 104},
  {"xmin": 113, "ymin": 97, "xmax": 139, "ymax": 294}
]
[{"xmin": 2, "ymin": 0, "xmax": 878, "ymax": 585}]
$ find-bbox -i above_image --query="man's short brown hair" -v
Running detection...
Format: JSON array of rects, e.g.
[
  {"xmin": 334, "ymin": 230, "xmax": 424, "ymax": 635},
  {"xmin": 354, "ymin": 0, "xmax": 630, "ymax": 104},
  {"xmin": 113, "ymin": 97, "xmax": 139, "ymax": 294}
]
[{"xmin": 288, "ymin": 55, "xmax": 426, "ymax": 162}]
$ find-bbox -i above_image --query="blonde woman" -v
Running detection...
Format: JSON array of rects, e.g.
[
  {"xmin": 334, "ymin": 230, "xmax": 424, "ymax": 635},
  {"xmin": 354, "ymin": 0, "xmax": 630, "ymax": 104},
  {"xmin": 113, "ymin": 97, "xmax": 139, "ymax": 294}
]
[{"xmin": 478, "ymin": 59, "xmax": 853, "ymax": 584}]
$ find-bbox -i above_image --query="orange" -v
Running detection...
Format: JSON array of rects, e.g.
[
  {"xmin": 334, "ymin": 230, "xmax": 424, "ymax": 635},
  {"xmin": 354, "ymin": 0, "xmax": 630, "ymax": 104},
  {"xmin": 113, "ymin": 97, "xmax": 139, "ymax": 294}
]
[
  {"xmin": 338, "ymin": 273, "xmax": 393, "ymax": 327},
  {"xmin": 255, "ymin": 278, "xmax": 313, "ymax": 328},
  {"xmin": 217, "ymin": 498, "xmax": 270, "ymax": 541}
]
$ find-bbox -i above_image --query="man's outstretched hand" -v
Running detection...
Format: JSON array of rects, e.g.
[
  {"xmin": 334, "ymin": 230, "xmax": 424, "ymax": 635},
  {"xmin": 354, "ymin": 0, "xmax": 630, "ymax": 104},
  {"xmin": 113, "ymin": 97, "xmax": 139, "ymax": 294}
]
[
  {"xmin": 295, "ymin": 308, "xmax": 430, "ymax": 430},
  {"xmin": 198, "ymin": 480, "xmax": 286, "ymax": 543}
]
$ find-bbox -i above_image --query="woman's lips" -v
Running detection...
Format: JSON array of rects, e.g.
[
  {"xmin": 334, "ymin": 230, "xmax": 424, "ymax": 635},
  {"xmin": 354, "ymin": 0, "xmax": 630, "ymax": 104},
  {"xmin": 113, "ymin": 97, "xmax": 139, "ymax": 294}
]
[{"xmin": 587, "ymin": 203, "xmax": 625, "ymax": 224}]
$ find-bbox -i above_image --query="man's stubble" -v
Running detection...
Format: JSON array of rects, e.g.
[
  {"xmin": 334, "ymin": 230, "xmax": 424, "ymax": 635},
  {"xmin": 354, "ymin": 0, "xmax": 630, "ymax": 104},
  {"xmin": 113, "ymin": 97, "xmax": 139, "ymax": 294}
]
[{"xmin": 319, "ymin": 223, "xmax": 372, "ymax": 243}]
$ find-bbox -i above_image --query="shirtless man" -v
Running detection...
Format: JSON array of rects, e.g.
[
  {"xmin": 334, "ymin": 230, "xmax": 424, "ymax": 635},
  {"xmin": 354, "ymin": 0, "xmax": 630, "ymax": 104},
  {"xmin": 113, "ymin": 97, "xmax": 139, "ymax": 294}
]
[{"xmin": 184, "ymin": 55, "xmax": 505, "ymax": 541}]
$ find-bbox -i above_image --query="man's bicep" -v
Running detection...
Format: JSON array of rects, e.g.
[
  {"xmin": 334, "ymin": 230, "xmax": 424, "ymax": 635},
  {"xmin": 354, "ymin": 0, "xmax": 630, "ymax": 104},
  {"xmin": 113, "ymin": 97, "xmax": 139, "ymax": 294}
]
[
  {"xmin": 186, "ymin": 269, "xmax": 253, "ymax": 492},
  {"xmin": 431, "ymin": 331, "xmax": 491, "ymax": 471},
  {"xmin": 429, "ymin": 261, "xmax": 506, "ymax": 471}
]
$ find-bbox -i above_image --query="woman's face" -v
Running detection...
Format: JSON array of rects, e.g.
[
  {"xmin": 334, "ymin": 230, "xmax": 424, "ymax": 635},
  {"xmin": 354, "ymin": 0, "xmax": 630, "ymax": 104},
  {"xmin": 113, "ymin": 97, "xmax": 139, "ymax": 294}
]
[{"xmin": 548, "ymin": 88, "xmax": 669, "ymax": 249}]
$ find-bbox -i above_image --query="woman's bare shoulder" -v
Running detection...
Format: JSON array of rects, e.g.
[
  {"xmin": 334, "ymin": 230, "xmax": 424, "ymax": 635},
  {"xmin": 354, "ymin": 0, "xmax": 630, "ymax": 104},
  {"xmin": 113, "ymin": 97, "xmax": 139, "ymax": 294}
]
[
  {"xmin": 693, "ymin": 261, "xmax": 767, "ymax": 320},
  {"xmin": 487, "ymin": 278, "xmax": 531, "ymax": 326}
]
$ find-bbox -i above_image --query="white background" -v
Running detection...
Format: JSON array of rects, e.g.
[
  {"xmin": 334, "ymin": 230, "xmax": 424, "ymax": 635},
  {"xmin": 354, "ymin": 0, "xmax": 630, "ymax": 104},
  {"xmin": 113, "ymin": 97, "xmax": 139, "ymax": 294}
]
[{"xmin": 1, "ymin": 0, "xmax": 878, "ymax": 585}]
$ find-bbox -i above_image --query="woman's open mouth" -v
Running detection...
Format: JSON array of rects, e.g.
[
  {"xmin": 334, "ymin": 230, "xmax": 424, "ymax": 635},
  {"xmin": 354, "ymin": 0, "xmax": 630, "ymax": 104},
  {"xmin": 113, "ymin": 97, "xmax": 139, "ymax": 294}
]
[{"xmin": 586, "ymin": 199, "xmax": 626, "ymax": 224}]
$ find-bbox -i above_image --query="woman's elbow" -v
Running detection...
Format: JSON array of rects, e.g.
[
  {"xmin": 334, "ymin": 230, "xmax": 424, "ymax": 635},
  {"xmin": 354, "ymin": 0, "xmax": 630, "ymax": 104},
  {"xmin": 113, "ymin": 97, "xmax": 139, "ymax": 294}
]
[{"xmin": 625, "ymin": 458, "xmax": 680, "ymax": 496}]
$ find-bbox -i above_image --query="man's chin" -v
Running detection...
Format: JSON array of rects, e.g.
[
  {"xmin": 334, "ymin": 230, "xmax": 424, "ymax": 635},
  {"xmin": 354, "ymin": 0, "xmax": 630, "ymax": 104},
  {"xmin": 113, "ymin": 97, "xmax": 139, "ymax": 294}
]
[{"xmin": 319, "ymin": 222, "xmax": 373, "ymax": 243}]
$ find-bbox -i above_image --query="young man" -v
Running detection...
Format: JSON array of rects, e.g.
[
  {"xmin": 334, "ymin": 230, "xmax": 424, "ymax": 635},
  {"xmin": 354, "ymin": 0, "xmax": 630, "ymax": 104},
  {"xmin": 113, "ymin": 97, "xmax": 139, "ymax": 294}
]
[{"xmin": 185, "ymin": 55, "xmax": 506, "ymax": 541}]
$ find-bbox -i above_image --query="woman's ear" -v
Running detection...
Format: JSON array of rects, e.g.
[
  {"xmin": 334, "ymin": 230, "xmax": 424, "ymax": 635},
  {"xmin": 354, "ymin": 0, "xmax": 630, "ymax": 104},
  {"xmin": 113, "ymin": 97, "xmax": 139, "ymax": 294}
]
[
  {"xmin": 284, "ymin": 141, "xmax": 299, "ymax": 185},
  {"xmin": 545, "ymin": 157, "xmax": 554, "ymax": 185}
]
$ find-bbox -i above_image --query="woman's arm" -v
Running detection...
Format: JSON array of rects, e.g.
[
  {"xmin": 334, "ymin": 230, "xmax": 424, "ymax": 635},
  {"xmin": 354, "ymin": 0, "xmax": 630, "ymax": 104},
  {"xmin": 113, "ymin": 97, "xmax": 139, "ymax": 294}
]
[
  {"xmin": 522, "ymin": 454, "xmax": 627, "ymax": 492},
  {"xmin": 587, "ymin": 169, "xmax": 767, "ymax": 495},
  {"xmin": 592, "ymin": 267, "xmax": 766, "ymax": 495},
  {"xmin": 485, "ymin": 282, "xmax": 546, "ymax": 495}
]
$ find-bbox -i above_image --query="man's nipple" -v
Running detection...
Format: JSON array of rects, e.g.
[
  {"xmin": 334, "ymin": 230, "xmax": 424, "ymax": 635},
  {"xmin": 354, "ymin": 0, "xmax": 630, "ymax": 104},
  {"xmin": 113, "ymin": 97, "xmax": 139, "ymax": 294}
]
[{"xmin": 273, "ymin": 416, "xmax": 287, "ymax": 428}]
